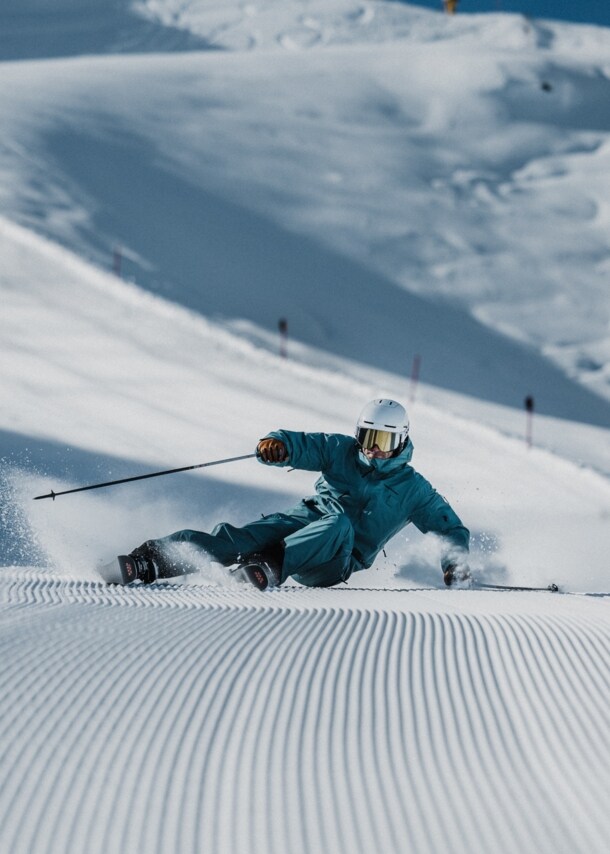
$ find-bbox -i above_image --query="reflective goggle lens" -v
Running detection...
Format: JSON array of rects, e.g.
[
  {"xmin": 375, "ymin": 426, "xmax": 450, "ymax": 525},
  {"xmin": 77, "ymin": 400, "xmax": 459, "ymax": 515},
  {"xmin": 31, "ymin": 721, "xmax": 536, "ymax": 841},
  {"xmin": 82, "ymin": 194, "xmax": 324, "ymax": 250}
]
[{"xmin": 356, "ymin": 428, "xmax": 400, "ymax": 452}]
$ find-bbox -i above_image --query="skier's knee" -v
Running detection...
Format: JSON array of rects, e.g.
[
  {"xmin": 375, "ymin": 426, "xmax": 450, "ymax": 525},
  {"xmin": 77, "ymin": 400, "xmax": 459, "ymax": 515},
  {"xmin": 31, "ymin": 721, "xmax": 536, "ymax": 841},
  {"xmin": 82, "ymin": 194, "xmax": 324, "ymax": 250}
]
[
  {"xmin": 211, "ymin": 521, "xmax": 234, "ymax": 539},
  {"xmin": 331, "ymin": 513, "xmax": 353, "ymax": 536},
  {"xmin": 320, "ymin": 513, "xmax": 353, "ymax": 540},
  {"xmin": 327, "ymin": 515, "xmax": 355, "ymax": 555}
]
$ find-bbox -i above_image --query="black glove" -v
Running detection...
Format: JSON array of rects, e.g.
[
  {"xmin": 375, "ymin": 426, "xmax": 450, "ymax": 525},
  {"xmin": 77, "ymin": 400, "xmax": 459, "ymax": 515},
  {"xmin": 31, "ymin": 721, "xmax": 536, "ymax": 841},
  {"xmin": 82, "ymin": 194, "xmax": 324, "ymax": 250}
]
[{"xmin": 257, "ymin": 438, "xmax": 288, "ymax": 463}]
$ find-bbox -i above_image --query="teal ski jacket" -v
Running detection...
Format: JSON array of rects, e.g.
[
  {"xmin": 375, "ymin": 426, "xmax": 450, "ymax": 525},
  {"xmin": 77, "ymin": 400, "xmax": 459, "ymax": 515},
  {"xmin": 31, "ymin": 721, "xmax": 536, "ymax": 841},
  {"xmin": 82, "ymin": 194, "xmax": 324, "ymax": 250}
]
[{"xmin": 263, "ymin": 430, "xmax": 470, "ymax": 572}]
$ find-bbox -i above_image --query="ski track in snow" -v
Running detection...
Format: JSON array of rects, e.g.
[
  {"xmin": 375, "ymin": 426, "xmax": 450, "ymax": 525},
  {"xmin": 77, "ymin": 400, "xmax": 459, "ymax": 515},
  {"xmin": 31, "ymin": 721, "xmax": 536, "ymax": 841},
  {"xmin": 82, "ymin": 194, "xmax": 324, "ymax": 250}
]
[{"xmin": 1, "ymin": 569, "xmax": 608, "ymax": 854}]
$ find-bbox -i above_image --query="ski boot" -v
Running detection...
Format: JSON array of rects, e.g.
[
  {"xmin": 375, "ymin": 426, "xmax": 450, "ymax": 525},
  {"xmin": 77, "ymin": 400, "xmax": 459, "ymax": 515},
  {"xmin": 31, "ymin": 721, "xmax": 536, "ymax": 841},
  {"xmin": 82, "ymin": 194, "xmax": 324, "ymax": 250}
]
[
  {"xmin": 443, "ymin": 563, "xmax": 472, "ymax": 589},
  {"xmin": 128, "ymin": 541, "xmax": 163, "ymax": 583},
  {"xmin": 231, "ymin": 543, "xmax": 284, "ymax": 591},
  {"xmin": 99, "ymin": 541, "xmax": 197, "ymax": 586},
  {"xmin": 130, "ymin": 540, "xmax": 200, "ymax": 583},
  {"xmin": 98, "ymin": 548, "xmax": 155, "ymax": 585}
]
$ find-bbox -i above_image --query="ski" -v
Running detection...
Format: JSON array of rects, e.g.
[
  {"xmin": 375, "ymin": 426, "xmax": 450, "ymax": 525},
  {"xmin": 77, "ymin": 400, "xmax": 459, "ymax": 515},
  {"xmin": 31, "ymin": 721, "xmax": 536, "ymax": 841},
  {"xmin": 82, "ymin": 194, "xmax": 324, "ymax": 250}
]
[{"xmin": 475, "ymin": 581, "xmax": 560, "ymax": 593}]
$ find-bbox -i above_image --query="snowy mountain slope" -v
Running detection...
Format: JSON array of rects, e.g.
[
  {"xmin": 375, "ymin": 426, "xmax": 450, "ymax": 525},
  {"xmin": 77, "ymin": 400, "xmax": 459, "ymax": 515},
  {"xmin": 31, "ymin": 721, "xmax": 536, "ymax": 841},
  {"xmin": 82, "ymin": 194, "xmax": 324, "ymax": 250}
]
[
  {"xmin": 0, "ymin": 0, "xmax": 214, "ymax": 61},
  {"xmin": 134, "ymin": 0, "xmax": 610, "ymax": 50},
  {"xmin": 1, "ymin": 3, "xmax": 610, "ymax": 407},
  {"xmin": 12, "ymin": 116, "xmax": 609, "ymax": 426},
  {"xmin": 2, "ymin": 216, "xmax": 609, "ymax": 589},
  {"xmin": 1, "ymin": 4, "xmax": 610, "ymax": 854}
]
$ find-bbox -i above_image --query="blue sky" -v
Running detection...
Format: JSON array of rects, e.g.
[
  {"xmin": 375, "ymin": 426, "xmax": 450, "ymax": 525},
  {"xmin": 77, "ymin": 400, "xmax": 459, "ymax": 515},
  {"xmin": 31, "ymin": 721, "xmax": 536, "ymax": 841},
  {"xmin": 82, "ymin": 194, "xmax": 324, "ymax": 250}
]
[{"xmin": 402, "ymin": 1, "xmax": 610, "ymax": 27}]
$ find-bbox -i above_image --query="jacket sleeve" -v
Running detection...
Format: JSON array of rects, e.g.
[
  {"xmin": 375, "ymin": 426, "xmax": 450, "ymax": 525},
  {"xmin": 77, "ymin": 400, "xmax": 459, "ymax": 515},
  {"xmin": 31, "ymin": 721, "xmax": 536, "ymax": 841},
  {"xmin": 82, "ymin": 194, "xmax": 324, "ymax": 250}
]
[
  {"xmin": 256, "ymin": 430, "xmax": 341, "ymax": 472},
  {"xmin": 410, "ymin": 479, "xmax": 470, "ymax": 569}
]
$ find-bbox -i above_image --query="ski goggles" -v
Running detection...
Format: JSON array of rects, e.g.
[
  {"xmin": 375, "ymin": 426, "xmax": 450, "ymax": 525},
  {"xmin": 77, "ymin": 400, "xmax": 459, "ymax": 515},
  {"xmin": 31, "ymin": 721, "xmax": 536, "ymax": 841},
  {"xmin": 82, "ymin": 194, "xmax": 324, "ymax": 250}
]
[{"xmin": 356, "ymin": 428, "xmax": 403, "ymax": 453}]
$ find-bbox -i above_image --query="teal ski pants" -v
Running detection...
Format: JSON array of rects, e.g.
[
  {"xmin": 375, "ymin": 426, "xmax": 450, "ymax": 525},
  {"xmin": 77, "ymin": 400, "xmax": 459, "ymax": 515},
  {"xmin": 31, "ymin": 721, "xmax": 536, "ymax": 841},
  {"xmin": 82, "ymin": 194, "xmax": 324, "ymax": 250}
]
[{"xmin": 158, "ymin": 502, "xmax": 357, "ymax": 587}]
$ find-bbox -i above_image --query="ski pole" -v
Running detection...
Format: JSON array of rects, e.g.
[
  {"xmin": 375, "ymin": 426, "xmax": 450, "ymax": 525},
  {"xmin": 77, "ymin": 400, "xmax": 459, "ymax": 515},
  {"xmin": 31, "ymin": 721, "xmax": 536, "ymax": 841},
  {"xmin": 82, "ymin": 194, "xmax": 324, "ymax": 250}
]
[
  {"xmin": 33, "ymin": 453, "xmax": 257, "ymax": 501},
  {"xmin": 475, "ymin": 581, "xmax": 559, "ymax": 593}
]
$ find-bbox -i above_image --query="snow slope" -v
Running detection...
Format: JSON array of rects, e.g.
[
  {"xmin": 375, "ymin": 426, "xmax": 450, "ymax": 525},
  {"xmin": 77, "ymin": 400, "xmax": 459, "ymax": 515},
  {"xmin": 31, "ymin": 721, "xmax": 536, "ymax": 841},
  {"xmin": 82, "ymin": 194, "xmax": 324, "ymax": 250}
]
[
  {"xmin": 0, "ymin": 0, "xmax": 213, "ymax": 60},
  {"xmin": 1, "ymin": 212, "xmax": 609, "ymax": 854},
  {"xmin": 1, "ymin": 3, "xmax": 609, "ymax": 853},
  {"xmin": 2, "ymin": 215, "xmax": 609, "ymax": 584},
  {"xmin": 1, "ymin": 572, "xmax": 609, "ymax": 854},
  {"xmin": 2, "ymin": 3, "xmax": 610, "ymax": 408}
]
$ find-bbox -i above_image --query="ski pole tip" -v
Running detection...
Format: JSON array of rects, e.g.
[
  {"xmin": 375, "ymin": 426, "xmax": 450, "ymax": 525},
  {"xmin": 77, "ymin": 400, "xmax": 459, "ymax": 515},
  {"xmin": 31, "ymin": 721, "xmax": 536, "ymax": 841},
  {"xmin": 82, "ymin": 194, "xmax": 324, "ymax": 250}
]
[{"xmin": 33, "ymin": 490, "xmax": 55, "ymax": 501}]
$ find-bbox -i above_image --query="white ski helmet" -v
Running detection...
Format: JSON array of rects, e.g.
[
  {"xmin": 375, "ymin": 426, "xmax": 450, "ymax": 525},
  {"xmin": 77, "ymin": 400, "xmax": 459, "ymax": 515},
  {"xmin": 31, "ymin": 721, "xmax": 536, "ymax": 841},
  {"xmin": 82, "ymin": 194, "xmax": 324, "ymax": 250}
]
[{"xmin": 355, "ymin": 398, "xmax": 410, "ymax": 455}]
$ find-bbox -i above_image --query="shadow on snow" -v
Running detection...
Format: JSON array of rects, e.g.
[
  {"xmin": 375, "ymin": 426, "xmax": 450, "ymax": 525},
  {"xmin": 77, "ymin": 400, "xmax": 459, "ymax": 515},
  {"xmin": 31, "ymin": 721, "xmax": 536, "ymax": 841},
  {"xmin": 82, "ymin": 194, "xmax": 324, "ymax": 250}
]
[{"xmin": 43, "ymin": 128, "xmax": 610, "ymax": 430}]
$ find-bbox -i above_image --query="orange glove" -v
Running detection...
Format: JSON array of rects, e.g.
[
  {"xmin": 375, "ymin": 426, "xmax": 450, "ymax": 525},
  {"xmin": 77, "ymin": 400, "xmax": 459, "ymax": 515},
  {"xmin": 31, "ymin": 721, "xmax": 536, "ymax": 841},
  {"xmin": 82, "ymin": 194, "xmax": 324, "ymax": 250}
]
[{"xmin": 257, "ymin": 437, "xmax": 288, "ymax": 463}]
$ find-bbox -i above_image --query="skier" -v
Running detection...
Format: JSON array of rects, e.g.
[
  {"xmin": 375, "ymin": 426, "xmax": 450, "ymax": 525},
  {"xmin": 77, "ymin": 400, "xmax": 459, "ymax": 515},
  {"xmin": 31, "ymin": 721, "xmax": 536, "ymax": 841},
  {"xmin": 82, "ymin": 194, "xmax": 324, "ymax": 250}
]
[{"xmin": 127, "ymin": 399, "xmax": 471, "ymax": 590}]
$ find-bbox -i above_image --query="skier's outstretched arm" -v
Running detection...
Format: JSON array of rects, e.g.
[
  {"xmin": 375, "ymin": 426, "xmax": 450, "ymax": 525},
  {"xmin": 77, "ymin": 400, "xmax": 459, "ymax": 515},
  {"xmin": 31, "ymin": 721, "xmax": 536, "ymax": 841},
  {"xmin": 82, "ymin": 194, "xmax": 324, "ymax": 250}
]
[{"xmin": 256, "ymin": 430, "xmax": 339, "ymax": 472}]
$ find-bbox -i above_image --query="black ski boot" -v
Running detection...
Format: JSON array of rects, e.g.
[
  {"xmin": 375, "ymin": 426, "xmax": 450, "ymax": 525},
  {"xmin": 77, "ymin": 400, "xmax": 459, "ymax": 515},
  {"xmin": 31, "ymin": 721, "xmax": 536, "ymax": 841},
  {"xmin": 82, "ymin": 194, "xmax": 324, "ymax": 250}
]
[
  {"xmin": 131, "ymin": 540, "xmax": 200, "ymax": 582},
  {"xmin": 129, "ymin": 540, "xmax": 162, "ymax": 584},
  {"xmin": 98, "ymin": 548, "xmax": 156, "ymax": 585},
  {"xmin": 99, "ymin": 541, "xmax": 195, "ymax": 586},
  {"xmin": 232, "ymin": 543, "xmax": 284, "ymax": 591}
]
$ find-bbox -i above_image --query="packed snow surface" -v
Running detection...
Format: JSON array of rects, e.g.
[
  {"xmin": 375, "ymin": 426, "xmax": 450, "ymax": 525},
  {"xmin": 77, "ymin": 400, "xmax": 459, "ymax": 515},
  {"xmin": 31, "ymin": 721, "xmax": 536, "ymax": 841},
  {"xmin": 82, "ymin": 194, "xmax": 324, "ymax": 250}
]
[
  {"xmin": 1, "ymin": 3, "xmax": 609, "ymax": 853},
  {"xmin": 2, "ymin": 570, "xmax": 609, "ymax": 854}
]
